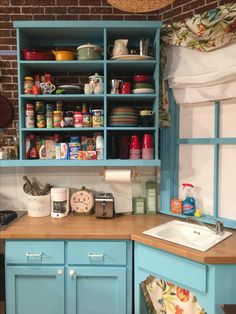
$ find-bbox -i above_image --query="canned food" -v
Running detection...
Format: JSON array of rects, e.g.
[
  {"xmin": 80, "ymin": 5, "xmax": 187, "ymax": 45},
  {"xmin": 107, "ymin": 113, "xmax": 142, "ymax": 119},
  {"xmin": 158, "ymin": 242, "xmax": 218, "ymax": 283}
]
[
  {"xmin": 74, "ymin": 112, "xmax": 83, "ymax": 128},
  {"xmin": 36, "ymin": 113, "xmax": 46, "ymax": 128},
  {"xmin": 92, "ymin": 109, "xmax": 104, "ymax": 127}
]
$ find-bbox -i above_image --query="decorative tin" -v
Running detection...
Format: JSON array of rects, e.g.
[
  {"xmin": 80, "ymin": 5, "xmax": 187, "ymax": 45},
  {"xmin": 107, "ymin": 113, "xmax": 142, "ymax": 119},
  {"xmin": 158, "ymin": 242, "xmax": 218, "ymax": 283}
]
[{"xmin": 95, "ymin": 193, "xmax": 115, "ymax": 219}]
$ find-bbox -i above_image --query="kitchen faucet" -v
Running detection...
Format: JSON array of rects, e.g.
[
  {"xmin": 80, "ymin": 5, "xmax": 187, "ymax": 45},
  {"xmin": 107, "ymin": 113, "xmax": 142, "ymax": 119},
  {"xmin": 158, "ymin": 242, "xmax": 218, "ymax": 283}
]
[{"xmin": 186, "ymin": 216, "xmax": 224, "ymax": 235}]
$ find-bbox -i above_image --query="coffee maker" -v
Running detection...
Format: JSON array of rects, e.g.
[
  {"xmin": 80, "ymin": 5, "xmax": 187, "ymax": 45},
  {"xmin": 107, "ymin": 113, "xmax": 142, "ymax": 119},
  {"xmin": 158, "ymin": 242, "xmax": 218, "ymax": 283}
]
[{"xmin": 51, "ymin": 187, "xmax": 69, "ymax": 218}]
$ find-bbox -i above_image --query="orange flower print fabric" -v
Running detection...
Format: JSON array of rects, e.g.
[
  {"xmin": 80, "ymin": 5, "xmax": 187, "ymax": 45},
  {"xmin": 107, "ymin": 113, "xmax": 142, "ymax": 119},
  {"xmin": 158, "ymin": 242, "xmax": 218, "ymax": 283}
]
[{"xmin": 141, "ymin": 275, "xmax": 206, "ymax": 314}]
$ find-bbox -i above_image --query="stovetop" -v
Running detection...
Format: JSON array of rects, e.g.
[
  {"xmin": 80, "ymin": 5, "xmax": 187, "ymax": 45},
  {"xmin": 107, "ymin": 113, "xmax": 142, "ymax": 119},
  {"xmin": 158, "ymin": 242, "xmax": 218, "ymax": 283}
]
[{"xmin": 0, "ymin": 210, "xmax": 27, "ymax": 231}]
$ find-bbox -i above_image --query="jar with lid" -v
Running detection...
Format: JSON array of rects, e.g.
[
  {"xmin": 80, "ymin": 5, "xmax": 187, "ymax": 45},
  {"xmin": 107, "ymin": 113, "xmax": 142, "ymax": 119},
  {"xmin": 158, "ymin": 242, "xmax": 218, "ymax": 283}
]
[
  {"xmin": 74, "ymin": 111, "xmax": 83, "ymax": 128},
  {"xmin": 53, "ymin": 110, "xmax": 63, "ymax": 128},
  {"xmin": 64, "ymin": 111, "xmax": 74, "ymax": 127},
  {"xmin": 24, "ymin": 76, "xmax": 33, "ymax": 94}
]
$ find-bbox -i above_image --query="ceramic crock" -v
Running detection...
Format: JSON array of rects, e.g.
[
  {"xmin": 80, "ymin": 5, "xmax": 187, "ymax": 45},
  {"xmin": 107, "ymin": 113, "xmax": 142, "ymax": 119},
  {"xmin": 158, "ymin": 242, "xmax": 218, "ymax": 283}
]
[
  {"xmin": 77, "ymin": 44, "xmax": 103, "ymax": 60},
  {"xmin": 52, "ymin": 50, "xmax": 75, "ymax": 61}
]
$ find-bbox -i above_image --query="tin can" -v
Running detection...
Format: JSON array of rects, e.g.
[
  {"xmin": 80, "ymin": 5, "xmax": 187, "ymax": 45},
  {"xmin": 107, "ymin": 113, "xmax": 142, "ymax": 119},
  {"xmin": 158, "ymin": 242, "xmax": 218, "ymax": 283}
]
[
  {"xmin": 92, "ymin": 109, "xmax": 104, "ymax": 127},
  {"xmin": 46, "ymin": 104, "xmax": 54, "ymax": 128}
]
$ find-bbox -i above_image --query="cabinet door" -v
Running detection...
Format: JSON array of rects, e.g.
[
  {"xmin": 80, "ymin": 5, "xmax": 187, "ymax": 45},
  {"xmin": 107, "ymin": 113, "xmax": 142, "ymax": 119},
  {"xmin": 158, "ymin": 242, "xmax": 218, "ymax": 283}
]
[
  {"xmin": 67, "ymin": 266, "xmax": 126, "ymax": 314},
  {"xmin": 6, "ymin": 266, "xmax": 64, "ymax": 314}
]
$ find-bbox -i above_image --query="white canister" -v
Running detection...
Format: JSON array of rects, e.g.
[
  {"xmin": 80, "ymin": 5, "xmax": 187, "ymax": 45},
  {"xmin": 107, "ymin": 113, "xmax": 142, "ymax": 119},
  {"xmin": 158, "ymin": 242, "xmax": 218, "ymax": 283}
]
[{"xmin": 27, "ymin": 194, "xmax": 51, "ymax": 217}]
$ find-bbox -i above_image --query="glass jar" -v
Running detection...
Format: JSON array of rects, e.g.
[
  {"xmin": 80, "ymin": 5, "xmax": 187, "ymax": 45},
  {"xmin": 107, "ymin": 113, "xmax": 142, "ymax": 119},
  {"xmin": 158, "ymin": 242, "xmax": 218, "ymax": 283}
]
[
  {"xmin": 53, "ymin": 110, "xmax": 63, "ymax": 128},
  {"xmin": 64, "ymin": 111, "xmax": 74, "ymax": 127},
  {"xmin": 24, "ymin": 76, "xmax": 33, "ymax": 94}
]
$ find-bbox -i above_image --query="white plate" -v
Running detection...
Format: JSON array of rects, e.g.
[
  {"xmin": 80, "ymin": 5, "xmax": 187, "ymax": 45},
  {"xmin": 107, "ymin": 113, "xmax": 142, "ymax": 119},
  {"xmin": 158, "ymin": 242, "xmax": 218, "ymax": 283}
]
[
  {"xmin": 132, "ymin": 88, "xmax": 155, "ymax": 94},
  {"xmin": 110, "ymin": 54, "xmax": 153, "ymax": 60},
  {"xmin": 58, "ymin": 85, "xmax": 82, "ymax": 89}
]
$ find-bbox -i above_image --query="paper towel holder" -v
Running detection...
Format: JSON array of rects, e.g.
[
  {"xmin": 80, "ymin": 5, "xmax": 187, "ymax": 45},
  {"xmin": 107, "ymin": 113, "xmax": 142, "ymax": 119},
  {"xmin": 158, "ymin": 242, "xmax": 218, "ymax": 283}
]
[{"xmin": 100, "ymin": 167, "xmax": 141, "ymax": 178}]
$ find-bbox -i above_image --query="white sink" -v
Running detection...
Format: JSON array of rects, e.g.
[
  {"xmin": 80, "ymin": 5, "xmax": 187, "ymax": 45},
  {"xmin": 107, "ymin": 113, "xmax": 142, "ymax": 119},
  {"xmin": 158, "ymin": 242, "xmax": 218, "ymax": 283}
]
[{"xmin": 143, "ymin": 220, "xmax": 232, "ymax": 252}]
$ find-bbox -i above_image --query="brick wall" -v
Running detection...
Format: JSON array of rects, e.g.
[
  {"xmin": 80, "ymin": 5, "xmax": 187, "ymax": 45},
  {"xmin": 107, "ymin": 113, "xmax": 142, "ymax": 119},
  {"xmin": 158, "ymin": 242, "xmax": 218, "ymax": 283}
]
[{"xmin": 0, "ymin": 0, "xmax": 232, "ymax": 133}]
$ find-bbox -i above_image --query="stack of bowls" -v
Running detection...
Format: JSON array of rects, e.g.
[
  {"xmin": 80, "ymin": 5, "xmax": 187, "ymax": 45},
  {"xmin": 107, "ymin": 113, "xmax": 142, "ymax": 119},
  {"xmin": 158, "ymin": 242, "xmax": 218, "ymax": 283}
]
[
  {"xmin": 132, "ymin": 74, "xmax": 154, "ymax": 94},
  {"xmin": 109, "ymin": 106, "xmax": 138, "ymax": 126}
]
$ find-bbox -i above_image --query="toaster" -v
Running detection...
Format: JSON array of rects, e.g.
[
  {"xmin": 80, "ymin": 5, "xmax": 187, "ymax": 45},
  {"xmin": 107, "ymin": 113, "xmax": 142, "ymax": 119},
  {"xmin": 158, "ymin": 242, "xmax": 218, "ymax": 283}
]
[{"xmin": 95, "ymin": 193, "xmax": 115, "ymax": 219}]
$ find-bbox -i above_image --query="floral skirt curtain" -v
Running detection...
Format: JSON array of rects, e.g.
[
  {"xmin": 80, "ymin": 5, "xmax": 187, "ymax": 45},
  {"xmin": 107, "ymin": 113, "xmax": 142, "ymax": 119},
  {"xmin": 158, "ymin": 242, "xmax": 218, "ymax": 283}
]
[
  {"xmin": 159, "ymin": 3, "xmax": 236, "ymax": 128},
  {"xmin": 141, "ymin": 275, "xmax": 206, "ymax": 314}
]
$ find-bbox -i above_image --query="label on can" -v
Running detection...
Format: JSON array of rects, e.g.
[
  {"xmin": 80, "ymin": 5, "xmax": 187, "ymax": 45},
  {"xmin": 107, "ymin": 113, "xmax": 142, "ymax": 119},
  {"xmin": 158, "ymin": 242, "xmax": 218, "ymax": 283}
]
[
  {"xmin": 92, "ymin": 109, "xmax": 104, "ymax": 127},
  {"xmin": 36, "ymin": 114, "xmax": 46, "ymax": 128},
  {"xmin": 25, "ymin": 116, "xmax": 35, "ymax": 128}
]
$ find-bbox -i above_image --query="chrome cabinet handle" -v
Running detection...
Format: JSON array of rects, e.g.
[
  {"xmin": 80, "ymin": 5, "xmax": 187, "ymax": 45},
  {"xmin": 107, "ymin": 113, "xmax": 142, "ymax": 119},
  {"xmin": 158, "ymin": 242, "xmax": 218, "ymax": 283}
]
[
  {"xmin": 88, "ymin": 253, "xmax": 104, "ymax": 259},
  {"xmin": 26, "ymin": 252, "xmax": 43, "ymax": 257}
]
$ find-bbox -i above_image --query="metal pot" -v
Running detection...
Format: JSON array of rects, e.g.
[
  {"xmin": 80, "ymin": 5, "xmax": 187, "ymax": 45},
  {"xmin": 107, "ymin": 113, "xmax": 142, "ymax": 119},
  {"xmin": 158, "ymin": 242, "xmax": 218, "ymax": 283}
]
[{"xmin": 77, "ymin": 43, "xmax": 103, "ymax": 60}]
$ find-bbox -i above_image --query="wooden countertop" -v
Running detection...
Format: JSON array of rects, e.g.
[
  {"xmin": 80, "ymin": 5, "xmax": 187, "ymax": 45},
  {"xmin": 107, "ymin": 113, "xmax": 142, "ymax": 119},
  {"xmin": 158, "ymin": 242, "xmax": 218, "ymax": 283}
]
[{"xmin": 0, "ymin": 213, "xmax": 236, "ymax": 264}]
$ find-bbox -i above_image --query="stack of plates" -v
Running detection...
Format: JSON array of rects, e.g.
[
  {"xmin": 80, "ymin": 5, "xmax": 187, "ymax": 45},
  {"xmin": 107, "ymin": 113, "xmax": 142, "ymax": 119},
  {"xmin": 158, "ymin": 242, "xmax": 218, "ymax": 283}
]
[
  {"xmin": 132, "ymin": 75, "xmax": 154, "ymax": 94},
  {"xmin": 109, "ymin": 106, "xmax": 138, "ymax": 126}
]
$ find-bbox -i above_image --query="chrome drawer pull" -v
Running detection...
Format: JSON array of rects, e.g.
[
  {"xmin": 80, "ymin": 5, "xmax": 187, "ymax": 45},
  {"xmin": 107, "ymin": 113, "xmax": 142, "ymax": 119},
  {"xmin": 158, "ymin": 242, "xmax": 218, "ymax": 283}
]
[
  {"xmin": 88, "ymin": 253, "xmax": 104, "ymax": 259},
  {"xmin": 26, "ymin": 252, "xmax": 43, "ymax": 257}
]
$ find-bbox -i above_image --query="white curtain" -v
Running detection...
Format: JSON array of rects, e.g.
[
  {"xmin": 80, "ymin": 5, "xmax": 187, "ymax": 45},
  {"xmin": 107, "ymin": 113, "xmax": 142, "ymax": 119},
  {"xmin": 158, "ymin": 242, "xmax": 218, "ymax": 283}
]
[{"xmin": 164, "ymin": 41, "xmax": 236, "ymax": 104}]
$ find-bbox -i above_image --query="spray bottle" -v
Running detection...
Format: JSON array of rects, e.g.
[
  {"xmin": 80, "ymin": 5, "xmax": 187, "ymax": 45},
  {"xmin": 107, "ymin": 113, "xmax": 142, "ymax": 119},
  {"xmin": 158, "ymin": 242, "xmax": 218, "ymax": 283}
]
[{"xmin": 182, "ymin": 183, "xmax": 195, "ymax": 216}]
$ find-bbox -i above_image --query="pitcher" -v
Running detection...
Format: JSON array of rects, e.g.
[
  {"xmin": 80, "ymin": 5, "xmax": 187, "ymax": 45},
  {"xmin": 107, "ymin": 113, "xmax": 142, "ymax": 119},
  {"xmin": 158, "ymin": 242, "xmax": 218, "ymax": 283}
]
[{"xmin": 108, "ymin": 39, "xmax": 128, "ymax": 57}]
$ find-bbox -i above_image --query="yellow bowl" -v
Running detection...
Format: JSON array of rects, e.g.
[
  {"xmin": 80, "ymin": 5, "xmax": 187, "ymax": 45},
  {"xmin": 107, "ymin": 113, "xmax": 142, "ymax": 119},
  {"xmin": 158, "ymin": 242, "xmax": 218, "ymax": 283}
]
[{"xmin": 52, "ymin": 50, "xmax": 75, "ymax": 61}]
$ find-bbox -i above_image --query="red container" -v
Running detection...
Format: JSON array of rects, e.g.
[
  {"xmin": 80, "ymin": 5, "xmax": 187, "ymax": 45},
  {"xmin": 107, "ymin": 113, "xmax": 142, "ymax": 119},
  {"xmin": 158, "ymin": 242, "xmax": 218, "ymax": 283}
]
[
  {"xmin": 133, "ymin": 74, "xmax": 152, "ymax": 83},
  {"xmin": 22, "ymin": 49, "xmax": 54, "ymax": 60},
  {"xmin": 130, "ymin": 135, "xmax": 140, "ymax": 149},
  {"xmin": 143, "ymin": 134, "xmax": 153, "ymax": 148}
]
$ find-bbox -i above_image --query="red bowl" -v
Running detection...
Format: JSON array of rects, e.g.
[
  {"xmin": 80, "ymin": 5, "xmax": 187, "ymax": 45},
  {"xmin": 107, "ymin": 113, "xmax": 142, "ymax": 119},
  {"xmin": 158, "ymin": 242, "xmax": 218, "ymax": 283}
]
[
  {"xmin": 133, "ymin": 74, "xmax": 152, "ymax": 83},
  {"xmin": 22, "ymin": 49, "xmax": 54, "ymax": 60}
]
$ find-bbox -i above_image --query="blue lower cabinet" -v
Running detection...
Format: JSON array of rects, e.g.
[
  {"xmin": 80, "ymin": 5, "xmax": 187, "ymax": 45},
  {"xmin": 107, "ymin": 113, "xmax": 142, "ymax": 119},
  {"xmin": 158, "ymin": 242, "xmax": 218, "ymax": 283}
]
[
  {"xmin": 134, "ymin": 243, "xmax": 236, "ymax": 314},
  {"xmin": 6, "ymin": 266, "xmax": 65, "ymax": 314},
  {"xmin": 5, "ymin": 240, "xmax": 132, "ymax": 314},
  {"xmin": 66, "ymin": 267, "xmax": 126, "ymax": 314}
]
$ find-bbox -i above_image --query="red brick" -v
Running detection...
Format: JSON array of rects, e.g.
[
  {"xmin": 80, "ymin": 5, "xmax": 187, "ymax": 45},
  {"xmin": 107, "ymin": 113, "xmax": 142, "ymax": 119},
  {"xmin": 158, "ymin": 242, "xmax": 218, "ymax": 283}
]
[
  {"xmin": 10, "ymin": 0, "xmax": 34, "ymax": 5},
  {"xmin": 0, "ymin": 61, "xmax": 11, "ymax": 68},
  {"xmin": 183, "ymin": 0, "xmax": 205, "ymax": 12},
  {"xmin": 0, "ymin": 22, "xmax": 12, "ymax": 29},
  {"xmin": 148, "ymin": 15, "xmax": 161, "ymax": 21},
  {"xmin": 0, "ymin": 30, "xmax": 10, "ymax": 37},
  {"xmin": 45, "ymin": 7, "xmax": 66, "ymax": 14},
  {"xmin": 173, "ymin": 0, "xmax": 192, "ymax": 6},
  {"xmin": 11, "ymin": 14, "xmax": 33, "ymax": 20},
  {"xmin": 91, "ymin": 7, "xmax": 112, "ymax": 14},
  {"xmin": 80, "ymin": 0, "xmax": 101, "ymax": 5},
  {"xmin": 79, "ymin": 14, "xmax": 101, "ymax": 20},
  {"xmin": 163, "ymin": 6, "xmax": 182, "ymax": 19},
  {"xmin": 0, "ymin": 0, "xmax": 9, "ymax": 6},
  {"xmin": 0, "ymin": 7, "xmax": 20, "ymax": 13},
  {"xmin": 125, "ymin": 15, "xmax": 147, "ymax": 21},
  {"xmin": 194, "ymin": 3, "xmax": 218, "ymax": 14},
  {"xmin": 2, "ymin": 84, "xmax": 18, "ymax": 91},
  {"xmin": 101, "ymin": 15, "xmax": 124, "ymax": 20},
  {"xmin": 22, "ymin": 7, "xmax": 44, "ymax": 14},
  {"xmin": 68, "ymin": 7, "xmax": 89, "ymax": 14},
  {"xmin": 0, "ymin": 15, "xmax": 10, "ymax": 21},
  {"xmin": 33, "ymin": 15, "xmax": 56, "ymax": 20},
  {"xmin": 0, "ymin": 45, "xmax": 10, "ymax": 49},
  {"xmin": 172, "ymin": 11, "xmax": 194, "ymax": 22},
  {"xmin": 57, "ymin": 0, "xmax": 78, "ymax": 4},
  {"xmin": 34, "ymin": 0, "xmax": 55, "ymax": 5},
  {"xmin": 1, "ymin": 69, "xmax": 17, "ymax": 76},
  {"xmin": 56, "ymin": 15, "xmax": 78, "ymax": 20},
  {"xmin": 0, "ymin": 38, "xmax": 16, "ymax": 45}
]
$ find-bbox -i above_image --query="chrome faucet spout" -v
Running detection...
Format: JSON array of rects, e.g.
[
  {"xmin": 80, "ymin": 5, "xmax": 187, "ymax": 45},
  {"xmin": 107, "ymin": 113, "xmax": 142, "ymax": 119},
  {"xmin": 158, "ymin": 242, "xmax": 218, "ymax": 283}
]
[{"xmin": 186, "ymin": 217, "xmax": 224, "ymax": 235}]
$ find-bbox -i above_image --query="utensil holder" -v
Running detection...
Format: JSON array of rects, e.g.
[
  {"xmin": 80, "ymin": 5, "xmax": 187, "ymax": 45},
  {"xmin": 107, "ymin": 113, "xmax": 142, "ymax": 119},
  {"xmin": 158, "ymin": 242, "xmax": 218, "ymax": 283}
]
[{"xmin": 27, "ymin": 194, "xmax": 51, "ymax": 217}]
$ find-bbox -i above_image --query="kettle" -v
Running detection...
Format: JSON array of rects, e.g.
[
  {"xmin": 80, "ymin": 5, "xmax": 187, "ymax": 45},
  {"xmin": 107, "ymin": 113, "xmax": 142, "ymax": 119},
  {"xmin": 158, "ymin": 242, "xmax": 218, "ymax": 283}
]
[{"xmin": 108, "ymin": 39, "xmax": 128, "ymax": 57}]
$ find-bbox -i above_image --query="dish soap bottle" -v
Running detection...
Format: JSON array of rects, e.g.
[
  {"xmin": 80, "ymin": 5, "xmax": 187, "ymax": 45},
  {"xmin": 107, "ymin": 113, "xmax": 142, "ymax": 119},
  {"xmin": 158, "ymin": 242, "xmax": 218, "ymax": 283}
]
[{"xmin": 182, "ymin": 183, "xmax": 195, "ymax": 216}]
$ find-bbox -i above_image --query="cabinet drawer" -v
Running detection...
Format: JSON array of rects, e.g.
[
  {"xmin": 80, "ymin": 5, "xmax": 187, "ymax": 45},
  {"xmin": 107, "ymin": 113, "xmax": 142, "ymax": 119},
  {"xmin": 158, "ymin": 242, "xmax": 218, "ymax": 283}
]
[
  {"xmin": 67, "ymin": 241, "xmax": 127, "ymax": 265},
  {"xmin": 136, "ymin": 243, "xmax": 207, "ymax": 293},
  {"xmin": 5, "ymin": 241, "xmax": 64, "ymax": 264}
]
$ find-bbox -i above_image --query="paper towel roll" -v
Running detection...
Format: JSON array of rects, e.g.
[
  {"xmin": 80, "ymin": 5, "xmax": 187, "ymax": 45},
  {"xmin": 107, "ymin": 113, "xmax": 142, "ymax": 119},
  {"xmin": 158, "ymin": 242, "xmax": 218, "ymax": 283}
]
[{"xmin": 105, "ymin": 169, "xmax": 131, "ymax": 183}]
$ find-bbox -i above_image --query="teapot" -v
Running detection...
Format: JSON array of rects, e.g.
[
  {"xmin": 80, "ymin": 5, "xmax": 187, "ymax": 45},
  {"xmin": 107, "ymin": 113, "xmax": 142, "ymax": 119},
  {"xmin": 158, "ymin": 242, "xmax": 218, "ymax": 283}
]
[
  {"xmin": 108, "ymin": 39, "xmax": 128, "ymax": 57},
  {"xmin": 40, "ymin": 82, "xmax": 56, "ymax": 94},
  {"xmin": 89, "ymin": 73, "xmax": 104, "ymax": 94}
]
